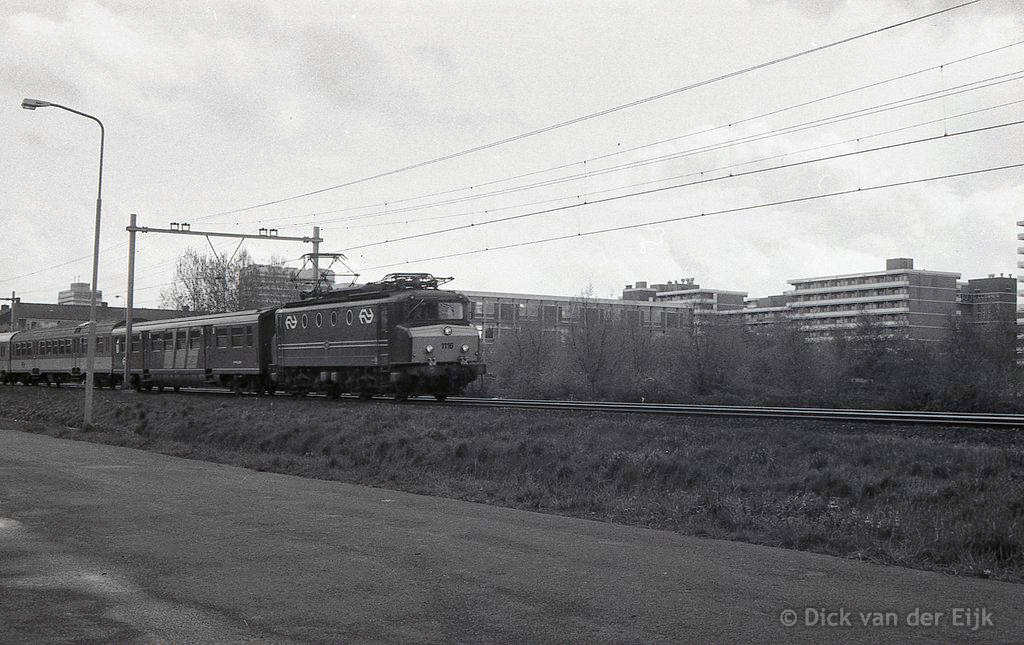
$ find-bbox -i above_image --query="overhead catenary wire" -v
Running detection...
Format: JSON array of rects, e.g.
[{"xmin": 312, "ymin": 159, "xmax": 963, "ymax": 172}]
[
  {"xmin": 198, "ymin": 0, "xmax": 984, "ymax": 220},
  {"xmin": 362, "ymin": 162, "xmax": 1024, "ymax": 271},
  {"xmin": 335, "ymin": 99, "xmax": 1024, "ymax": 233},
  {"xmin": 267, "ymin": 68, "xmax": 1024, "ymax": 230},
  {"xmin": 340, "ymin": 119, "xmax": 1024, "ymax": 251},
  {"xmin": 280, "ymin": 38, "xmax": 1024, "ymax": 223}
]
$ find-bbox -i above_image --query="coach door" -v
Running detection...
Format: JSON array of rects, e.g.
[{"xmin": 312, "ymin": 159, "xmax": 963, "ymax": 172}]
[
  {"xmin": 184, "ymin": 327, "xmax": 202, "ymax": 369},
  {"xmin": 173, "ymin": 328, "xmax": 186, "ymax": 370}
]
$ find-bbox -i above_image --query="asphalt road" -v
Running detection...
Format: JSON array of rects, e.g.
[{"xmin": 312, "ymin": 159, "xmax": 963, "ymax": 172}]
[{"xmin": 1, "ymin": 424, "xmax": 1021, "ymax": 644}]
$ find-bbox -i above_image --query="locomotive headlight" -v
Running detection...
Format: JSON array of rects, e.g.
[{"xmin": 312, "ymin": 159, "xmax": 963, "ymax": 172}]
[
  {"xmin": 461, "ymin": 344, "xmax": 470, "ymax": 353},
  {"xmin": 425, "ymin": 344, "xmax": 434, "ymax": 354}
]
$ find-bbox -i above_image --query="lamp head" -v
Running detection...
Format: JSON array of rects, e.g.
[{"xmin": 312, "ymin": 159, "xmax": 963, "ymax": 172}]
[{"xmin": 22, "ymin": 98, "xmax": 52, "ymax": 110}]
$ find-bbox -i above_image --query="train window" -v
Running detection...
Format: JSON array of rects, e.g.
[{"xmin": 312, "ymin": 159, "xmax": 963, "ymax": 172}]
[
  {"xmin": 330, "ymin": 311, "xmax": 338, "ymax": 326},
  {"xmin": 152, "ymin": 335, "xmax": 161, "ymax": 351},
  {"xmin": 97, "ymin": 338, "xmax": 105, "ymax": 353},
  {"xmin": 301, "ymin": 314, "xmax": 308, "ymax": 329},
  {"xmin": 345, "ymin": 310, "xmax": 353, "ymax": 325},
  {"xmin": 132, "ymin": 334, "xmax": 141, "ymax": 353},
  {"xmin": 164, "ymin": 331, "xmax": 174, "ymax": 349},
  {"xmin": 215, "ymin": 328, "xmax": 228, "ymax": 348},
  {"xmin": 230, "ymin": 327, "xmax": 244, "ymax": 348},
  {"xmin": 315, "ymin": 312, "xmax": 323, "ymax": 328},
  {"xmin": 245, "ymin": 326, "xmax": 253, "ymax": 347},
  {"xmin": 175, "ymin": 332, "xmax": 185, "ymax": 350},
  {"xmin": 189, "ymin": 329, "xmax": 201, "ymax": 349}
]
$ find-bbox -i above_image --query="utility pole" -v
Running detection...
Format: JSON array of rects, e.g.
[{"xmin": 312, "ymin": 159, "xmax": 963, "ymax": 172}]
[
  {"xmin": 123, "ymin": 219, "xmax": 322, "ymax": 388},
  {"xmin": 124, "ymin": 214, "xmax": 137, "ymax": 388},
  {"xmin": 313, "ymin": 226, "xmax": 320, "ymax": 288}
]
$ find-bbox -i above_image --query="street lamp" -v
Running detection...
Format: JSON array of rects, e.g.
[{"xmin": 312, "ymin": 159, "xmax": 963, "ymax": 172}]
[{"xmin": 22, "ymin": 98, "xmax": 105, "ymax": 427}]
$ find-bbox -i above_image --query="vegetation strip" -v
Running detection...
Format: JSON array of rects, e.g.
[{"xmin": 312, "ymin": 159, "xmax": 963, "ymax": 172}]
[{"xmin": 1, "ymin": 386, "xmax": 1021, "ymax": 583}]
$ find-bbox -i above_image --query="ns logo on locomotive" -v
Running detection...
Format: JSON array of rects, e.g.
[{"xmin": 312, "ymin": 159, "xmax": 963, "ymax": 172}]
[{"xmin": 0, "ymin": 273, "xmax": 485, "ymax": 401}]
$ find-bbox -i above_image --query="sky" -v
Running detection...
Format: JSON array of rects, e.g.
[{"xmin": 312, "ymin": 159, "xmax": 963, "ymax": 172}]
[{"xmin": 2, "ymin": 0, "xmax": 1023, "ymax": 307}]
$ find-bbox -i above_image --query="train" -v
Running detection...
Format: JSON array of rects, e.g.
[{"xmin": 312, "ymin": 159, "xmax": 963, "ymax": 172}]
[{"xmin": 0, "ymin": 273, "xmax": 485, "ymax": 400}]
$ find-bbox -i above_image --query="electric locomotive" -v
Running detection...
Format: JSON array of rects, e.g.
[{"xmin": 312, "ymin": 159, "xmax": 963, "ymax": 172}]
[
  {"xmin": 0, "ymin": 273, "xmax": 485, "ymax": 400},
  {"xmin": 273, "ymin": 273, "xmax": 484, "ymax": 399}
]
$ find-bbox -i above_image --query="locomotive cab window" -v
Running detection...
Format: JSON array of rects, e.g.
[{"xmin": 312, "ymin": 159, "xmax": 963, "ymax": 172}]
[{"xmin": 404, "ymin": 300, "xmax": 466, "ymax": 324}]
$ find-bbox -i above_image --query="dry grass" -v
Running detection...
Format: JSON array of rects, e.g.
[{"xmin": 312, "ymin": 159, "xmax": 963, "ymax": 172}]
[{"xmin": 2, "ymin": 386, "xmax": 1022, "ymax": 582}]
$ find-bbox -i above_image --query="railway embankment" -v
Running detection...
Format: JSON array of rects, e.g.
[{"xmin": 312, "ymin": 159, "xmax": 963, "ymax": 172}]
[{"xmin": 1, "ymin": 386, "xmax": 1021, "ymax": 583}]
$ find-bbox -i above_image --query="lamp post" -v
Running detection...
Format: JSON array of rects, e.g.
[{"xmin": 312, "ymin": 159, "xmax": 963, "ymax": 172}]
[{"xmin": 22, "ymin": 98, "xmax": 104, "ymax": 427}]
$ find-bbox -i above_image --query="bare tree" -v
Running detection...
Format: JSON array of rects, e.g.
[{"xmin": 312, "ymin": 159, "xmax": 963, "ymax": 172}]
[{"xmin": 162, "ymin": 248, "xmax": 257, "ymax": 313}]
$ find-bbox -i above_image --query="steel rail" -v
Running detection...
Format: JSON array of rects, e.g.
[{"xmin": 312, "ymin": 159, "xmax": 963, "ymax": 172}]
[
  {"xmin": 9, "ymin": 383, "xmax": 1022, "ymax": 427},
  {"xmin": 439, "ymin": 397, "xmax": 1024, "ymax": 428}
]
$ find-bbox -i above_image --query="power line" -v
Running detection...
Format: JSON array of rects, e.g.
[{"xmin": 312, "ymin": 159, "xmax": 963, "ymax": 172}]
[
  {"xmin": 200, "ymin": 0, "xmax": 984, "ymax": 219},
  {"xmin": 362, "ymin": 162, "xmax": 1024, "ymax": 271},
  {"xmin": 0, "ymin": 242, "xmax": 129, "ymax": 287},
  {"xmin": 334, "ymin": 99, "xmax": 1024, "ymax": 233},
  {"xmin": 303, "ymin": 70, "xmax": 1024, "ymax": 229},
  {"xmin": 281, "ymin": 38, "xmax": 1024, "ymax": 223},
  {"xmin": 341, "ymin": 119, "xmax": 1024, "ymax": 251}
]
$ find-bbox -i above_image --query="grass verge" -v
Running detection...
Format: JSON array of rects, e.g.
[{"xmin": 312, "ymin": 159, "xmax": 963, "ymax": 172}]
[{"xmin": 1, "ymin": 386, "xmax": 1021, "ymax": 582}]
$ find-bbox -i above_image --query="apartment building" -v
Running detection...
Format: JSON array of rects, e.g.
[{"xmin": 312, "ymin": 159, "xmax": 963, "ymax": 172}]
[
  {"xmin": 622, "ymin": 278, "xmax": 746, "ymax": 311},
  {"xmin": 784, "ymin": 258, "xmax": 959, "ymax": 340}
]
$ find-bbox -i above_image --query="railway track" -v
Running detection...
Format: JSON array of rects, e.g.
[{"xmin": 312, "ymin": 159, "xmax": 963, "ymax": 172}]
[
  {"xmin": 440, "ymin": 397, "xmax": 1024, "ymax": 427},
  {"xmin": 9, "ymin": 384, "xmax": 1024, "ymax": 427}
]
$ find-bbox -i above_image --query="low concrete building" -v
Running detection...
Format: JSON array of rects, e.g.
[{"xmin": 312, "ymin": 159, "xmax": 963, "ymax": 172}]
[
  {"xmin": 0, "ymin": 301, "xmax": 192, "ymax": 332},
  {"xmin": 462, "ymin": 290, "xmax": 694, "ymax": 346},
  {"xmin": 623, "ymin": 278, "xmax": 747, "ymax": 311}
]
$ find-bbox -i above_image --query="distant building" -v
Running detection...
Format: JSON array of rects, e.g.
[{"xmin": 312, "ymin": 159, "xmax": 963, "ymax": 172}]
[
  {"xmin": 622, "ymin": 278, "xmax": 747, "ymax": 311},
  {"xmin": 784, "ymin": 258, "xmax": 960, "ymax": 341},
  {"xmin": 462, "ymin": 290, "xmax": 694, "ymax": 346},
  {"xmin": 58, "ymin": 282, "xmax": 104, "ymax": 306},
  {"xmin": 957, "ymin": 275, "xmax": 1017, "ymax": 326},
  {"xmin": 0, "ymin": 301, "xmax": 191, "ymax": 332},
  {"xmin": 243, "ymin": 264, "xmax": 338, "ymax": 308}
]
